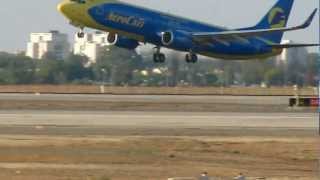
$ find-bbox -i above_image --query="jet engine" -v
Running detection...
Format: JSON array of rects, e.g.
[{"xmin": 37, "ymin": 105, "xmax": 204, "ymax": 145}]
[
  {"xmin": 107, "ymin": 33, "xmax": 139, "ymax": 50},
  {"xmin": 161, "ymin": 31, "xmax": 174, "ymax": 45},
  {"xmin": 160, "ymin": 31, "xmax": 193, "ymax": 50}
]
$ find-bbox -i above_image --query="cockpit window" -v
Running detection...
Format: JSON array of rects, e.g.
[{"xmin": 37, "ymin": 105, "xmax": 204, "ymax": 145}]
[{"xmin": 70, "ymin": 0, "xmax": 86, "ymax": 4}]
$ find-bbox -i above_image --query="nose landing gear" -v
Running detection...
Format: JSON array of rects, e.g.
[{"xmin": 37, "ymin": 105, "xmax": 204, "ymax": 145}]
[
  {"xmin": 77, "ymin": 32, "xmax": 85, "ymax": 38},
  {"xmin": 77, "ymin": 28, "xmax": 85, "ymax": 38}
]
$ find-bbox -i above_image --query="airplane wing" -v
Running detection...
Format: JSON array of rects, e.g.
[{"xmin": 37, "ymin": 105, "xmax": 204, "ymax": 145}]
[
  {"xmin": 192, "ymin": 9, "xmax": 317, "ymax": 43},
  {"xmin": 269, "ymin": 43, "xmax": 320, "ymax": 49}
]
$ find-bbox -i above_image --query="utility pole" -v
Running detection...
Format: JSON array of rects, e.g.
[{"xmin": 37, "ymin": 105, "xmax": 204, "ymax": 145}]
[{"xmin": 100, "ymin": 68, "xmax": 106, "ymax": 94}]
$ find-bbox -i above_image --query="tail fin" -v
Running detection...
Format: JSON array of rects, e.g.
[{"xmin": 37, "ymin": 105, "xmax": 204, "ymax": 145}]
[{"xmin": 250, "ymin": 0, "xmax": 295, "ymax": 43}]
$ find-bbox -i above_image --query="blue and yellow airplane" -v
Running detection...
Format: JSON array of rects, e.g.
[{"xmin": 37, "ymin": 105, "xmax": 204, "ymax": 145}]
[{"xmin": 58, "ymin": 0, "xmax": 318, "ymax": 63}]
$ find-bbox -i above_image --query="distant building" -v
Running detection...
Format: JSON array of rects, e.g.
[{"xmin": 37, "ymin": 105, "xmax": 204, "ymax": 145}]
[
  {"xmin": 73, "ymin": 31, "xmax": 111, "ymax": 65},
  {"xmin": 276, "ymin": 40, "xmax": 308, "ymax": 66},
  {"xmin": 26, "ymin": 30, "xmax": 70, "ymax": 60},
  {"xmin": 276, "ymin": 40, "xmax": 309, "ymax": 85}
]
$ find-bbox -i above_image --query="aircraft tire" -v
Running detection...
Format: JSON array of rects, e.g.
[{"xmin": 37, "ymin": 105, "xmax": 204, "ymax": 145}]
[
  {"xmin": 153, "ymin": 53, "xmax": 166, "ymax": 63},
  {"xmin": 186, "ymin": 53, "xmax": 198, "ymax": 63},
  {"xmin": 153, "ymin": 54, "xmax": 159, "ymax": 63},
  {"xmin": 191, "ymin": 54, "xmax": 198, "ymax": 63},
  {"xmin": 159, "ymin": 53, "xmax": 166, "ymax": 63},
  {"xmin": 185, "ymin": 54, "xmax": 190, "ymax": 63}
]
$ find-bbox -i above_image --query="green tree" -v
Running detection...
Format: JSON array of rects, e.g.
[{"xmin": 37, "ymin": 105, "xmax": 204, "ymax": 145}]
[
  {"xmin": 64, "ymin": 54, "xmax": 92, "ymax": 83},
  {"xmin": 0, "ymin": 53, "xmax": 35, "ymax": 84},
  {"xmin": 264, "ymin": 68, "xmax": 284, "ymax": 86},
  {"xmin": 93, "ymin": 46, "xmax": 144, "ymax": 86},
  {"xmin": 34, "ymin": 59, "xmax": 66, "ymax": 84},
  {"xmin": 205, "ymin": 73, "xmax": 218, "ymax": 86},
  {"xmin": 239, "ymin": 60, "xmax": 270, "ymax": 86}
]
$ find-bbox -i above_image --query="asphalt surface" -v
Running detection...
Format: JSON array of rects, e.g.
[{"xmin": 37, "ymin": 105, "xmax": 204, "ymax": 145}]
[
  {"xmin": 0, "ymin": 95, "xmax": 317, "ymax": 180},
  {"xmin": 0, "ymin": 94, "xmax": 316, "ymax": 136},
  {"xmin": 0, "ymin": 93, "xmax": 289, "ymax": 105},
  {"xmin": 0, "ymin": 110, "xmax": 316, "ymax": 128}
]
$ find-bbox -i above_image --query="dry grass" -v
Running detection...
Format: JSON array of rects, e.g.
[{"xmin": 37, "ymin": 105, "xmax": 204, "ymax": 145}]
[{"xmin": 0, "ymin": 136, "xmax": 317, "ymax": 180}]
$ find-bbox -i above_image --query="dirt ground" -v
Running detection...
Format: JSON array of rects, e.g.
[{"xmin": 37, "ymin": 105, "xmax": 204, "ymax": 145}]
[{"xmin": 0, "ymin": 129, "xmax": 318, "ymax": 180}]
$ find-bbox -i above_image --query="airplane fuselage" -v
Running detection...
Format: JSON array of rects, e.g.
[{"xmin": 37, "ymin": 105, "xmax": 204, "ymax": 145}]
[{"xmin": 58, "ymin": 0, "xmax": 288, "ymax": 60}]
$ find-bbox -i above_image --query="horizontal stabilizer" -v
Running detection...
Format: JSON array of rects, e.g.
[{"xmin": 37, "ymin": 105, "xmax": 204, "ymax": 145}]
[{"xmin": 269, "ymin": 43, "xmax": 320, "ymax": 49}]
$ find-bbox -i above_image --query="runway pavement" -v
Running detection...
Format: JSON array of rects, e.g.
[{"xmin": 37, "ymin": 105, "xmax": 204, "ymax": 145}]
[
  {"xmin": 0, "ymin": 110, "xmax": 316, "ymax": 129},
  {"xmin": 0, "ymin": 94, "xmax": 316, "ymax": 136},
  {"xmin": 0, "ymin": 93, "xmax": 289, "ymax": 105},
  {"xmin": 0, "ymin": 93, "xmax": 311, "ymax": 113},
  {"xmin": 0, "ymin": 95, "xmax": 317, "ymax": 180}
]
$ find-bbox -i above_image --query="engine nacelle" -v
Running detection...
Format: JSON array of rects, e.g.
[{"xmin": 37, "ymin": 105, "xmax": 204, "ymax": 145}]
[
  {"xmin": 160, "ymin": 31, "xmax": 193, "ymax": 50},
  {"xmin": 161, "ymin": 31, "xmax": 174, "ymax": 46},
  {"xmin": 107, "ymin": 33, "xmax": 139, "ymax": 50}
]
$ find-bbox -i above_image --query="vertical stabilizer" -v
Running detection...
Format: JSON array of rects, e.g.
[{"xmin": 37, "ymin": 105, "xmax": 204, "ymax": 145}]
[{"xmin": 250, "ymin": 0, "xmax": 294, "ymax": 43}]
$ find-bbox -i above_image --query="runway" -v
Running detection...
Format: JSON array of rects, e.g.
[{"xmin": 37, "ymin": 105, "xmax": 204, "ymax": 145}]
[
  {"xmin": 0, "ymin": 95, "xmax": 317, "ymax": 179},
  {"xmin": 0, "ymin": 93, "xmax": 289, "ymax": 105},
  {"xmin": 0, "ymin": 110, "xmax": 316, "ymax": 128},
  {"xmin": 0, "ymin": 93, "xmax": 313, "ymax": 113}
]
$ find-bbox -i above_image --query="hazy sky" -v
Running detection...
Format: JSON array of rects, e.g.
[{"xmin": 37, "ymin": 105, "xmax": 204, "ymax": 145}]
[{"xmin": 0, "ymin": 0, "xmax": 318, "ymax": 52}]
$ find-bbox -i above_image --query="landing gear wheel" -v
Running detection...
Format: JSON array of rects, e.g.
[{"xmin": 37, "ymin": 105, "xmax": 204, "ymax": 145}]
[
  {"xmin": 159, "ymin": 53, "xmax": 165, "ymax": 63},
  {"xmin": 185, "ymin": 53, "xmax": 198, "ymax": 63},
  {"xmin": 77, "ymin": 32, "xmax": 85, "ymax": 38},
  {"xmin": 153, "ymin": 53, "xmax": 166, "ymax": 63},
  {"xmin": 153, "ymin": 46, "xmax": 165, "ymax": 63},
  {"xmin": 153, "ymin": 54, "xmax": 159, "ymax": 63}
]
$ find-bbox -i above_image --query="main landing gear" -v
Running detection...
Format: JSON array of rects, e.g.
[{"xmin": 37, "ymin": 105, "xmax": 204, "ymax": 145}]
[
  {"xmin": 185, "ymin": 52, "xmax": 198, "ymax": 63},
  {"xmin": 153, "ymin": 47, "xmax": 166, "ymax": 63},
  {"xmin": 152, "ymin": 47, "xmax": 198, "ymax": 64}
]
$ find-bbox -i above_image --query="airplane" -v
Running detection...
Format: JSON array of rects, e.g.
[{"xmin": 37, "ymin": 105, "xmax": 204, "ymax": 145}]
[{"xmin": 58, "ymin": 0, "xmax": 319, "ymax": 63}]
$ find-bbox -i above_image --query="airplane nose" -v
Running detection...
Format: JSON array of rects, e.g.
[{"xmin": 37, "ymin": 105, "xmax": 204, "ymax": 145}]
[{"xmin": 57, "ymin": 1, "xmax": 70, "ymax": 15}]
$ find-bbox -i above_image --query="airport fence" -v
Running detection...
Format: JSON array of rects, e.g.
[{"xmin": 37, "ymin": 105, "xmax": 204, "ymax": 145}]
[{"xmin": 0, "ymin": 85, "xmax": 317, "ymax": 96}]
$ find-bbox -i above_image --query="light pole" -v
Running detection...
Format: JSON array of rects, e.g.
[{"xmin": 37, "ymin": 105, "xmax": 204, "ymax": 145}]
[
  {"xmin": 100, "ymin": 68, "xmax": 106, "ymax": 94},
  {"xmin": 101, "ymin": 68, "xmax": 106, "ymax": 85}
]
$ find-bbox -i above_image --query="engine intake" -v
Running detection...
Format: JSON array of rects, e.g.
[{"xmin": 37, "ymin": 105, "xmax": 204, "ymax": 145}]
[
  {"xmin": 161, "ymin": 31, "xmax": 174, "ymax": 46},
  {"xmin": 107, "ymin": 33, "xmax": 118, "ymax": 45},
  {"xmin": 107, "ymin": 33, "xmax": 139, "ymax": 50}
]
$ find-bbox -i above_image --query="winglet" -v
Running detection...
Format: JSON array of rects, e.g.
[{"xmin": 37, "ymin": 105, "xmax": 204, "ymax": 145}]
[{"xmin": 300, "ymin": 8, "xmax": 317, "ymax": 29}]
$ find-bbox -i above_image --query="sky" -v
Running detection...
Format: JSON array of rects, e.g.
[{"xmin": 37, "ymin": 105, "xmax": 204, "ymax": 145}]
[{"xmin": 0, "ymin": 0, "xmax": 318, "ymax": 52}]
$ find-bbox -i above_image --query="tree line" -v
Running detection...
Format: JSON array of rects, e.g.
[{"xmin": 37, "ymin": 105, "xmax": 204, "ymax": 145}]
[{"xmin": 0, "ymin": 47, "xmax": 318, "ymax": 87}]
